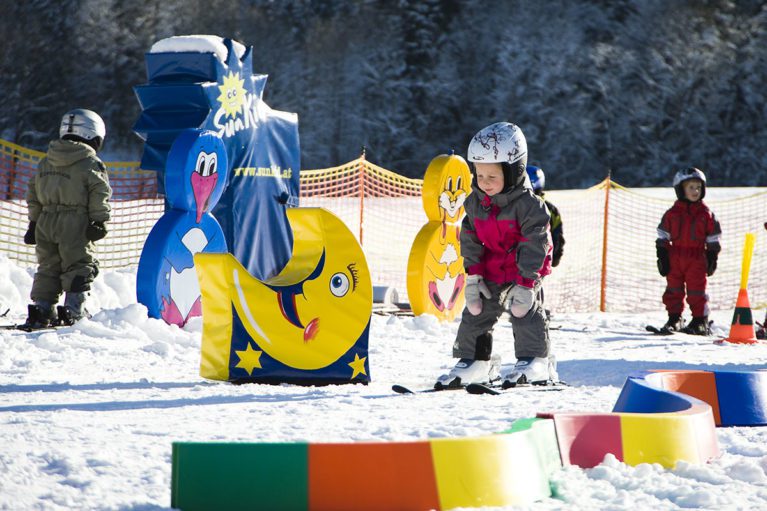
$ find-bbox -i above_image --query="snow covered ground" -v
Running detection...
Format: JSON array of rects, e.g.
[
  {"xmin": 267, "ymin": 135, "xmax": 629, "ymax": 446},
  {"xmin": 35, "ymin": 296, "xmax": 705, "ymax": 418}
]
[{"xmin": 1, "ymin": 255, "xmax": 766, "ymax": 510}]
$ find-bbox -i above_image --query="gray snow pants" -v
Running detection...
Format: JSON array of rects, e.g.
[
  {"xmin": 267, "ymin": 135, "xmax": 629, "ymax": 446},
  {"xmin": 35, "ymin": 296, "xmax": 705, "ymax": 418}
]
[{"xmin": 453, "ymin": 280, "xmax": 549, "ymax": 361}]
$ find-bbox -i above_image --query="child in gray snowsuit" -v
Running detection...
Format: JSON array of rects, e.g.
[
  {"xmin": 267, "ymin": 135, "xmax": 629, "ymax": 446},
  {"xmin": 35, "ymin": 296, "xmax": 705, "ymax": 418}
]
[
  {"xmin": 23, "ymin": 109, "xmax": 112, "ymax": 328},
  {"xmin": 436, "ymin": 122, "xmax": 555, "ymax": 389}
]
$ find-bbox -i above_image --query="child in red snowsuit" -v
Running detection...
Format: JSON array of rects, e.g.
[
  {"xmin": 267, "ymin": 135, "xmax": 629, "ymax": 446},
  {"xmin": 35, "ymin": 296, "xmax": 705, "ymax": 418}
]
[{"xmin": 656, "ymin": 167, "xmax": 721, "ymax": 335}]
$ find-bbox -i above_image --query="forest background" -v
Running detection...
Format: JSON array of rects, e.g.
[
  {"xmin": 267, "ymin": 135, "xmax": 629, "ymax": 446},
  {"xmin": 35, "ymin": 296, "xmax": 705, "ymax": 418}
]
[{"xmin": 1, "ymin": 0, "xmax": 765, "ymax": 187}]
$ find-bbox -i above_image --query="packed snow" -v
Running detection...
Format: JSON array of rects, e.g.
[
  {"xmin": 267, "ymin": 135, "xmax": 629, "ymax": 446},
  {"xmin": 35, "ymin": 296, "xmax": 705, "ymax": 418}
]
[{"xmin": 0, "ymin": 255, "xmax": 766, "ymax": 510}]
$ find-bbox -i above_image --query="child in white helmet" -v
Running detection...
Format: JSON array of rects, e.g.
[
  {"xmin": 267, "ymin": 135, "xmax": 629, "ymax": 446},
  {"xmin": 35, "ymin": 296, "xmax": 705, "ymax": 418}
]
[
  {"xmin": 23, "ymin": 108, "xmax": 112, "ymax": 329},
  {"xmin": 436, "ymin": 122, "xmax": 556, "ymax": 389}
]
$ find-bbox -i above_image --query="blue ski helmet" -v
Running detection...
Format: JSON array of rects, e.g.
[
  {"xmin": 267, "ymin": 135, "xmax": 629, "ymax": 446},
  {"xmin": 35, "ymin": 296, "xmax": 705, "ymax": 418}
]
[{"xmin": 526, "ymin": 165, "xmax": 545, "ymax": 192}]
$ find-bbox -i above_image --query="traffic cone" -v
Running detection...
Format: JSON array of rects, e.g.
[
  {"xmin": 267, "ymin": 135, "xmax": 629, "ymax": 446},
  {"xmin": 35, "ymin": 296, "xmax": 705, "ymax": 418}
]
[
  {"xmin": 717, "ymin": 233, "xmax": 759, "ymax": 345},
  {"xmin": 721, "ymin": 288, "xmax": 758, "ymax": 344}
]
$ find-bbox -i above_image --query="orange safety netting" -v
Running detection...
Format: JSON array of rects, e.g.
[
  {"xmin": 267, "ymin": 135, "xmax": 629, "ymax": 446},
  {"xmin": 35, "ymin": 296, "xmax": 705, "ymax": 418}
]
[{"xmin": 1, "ymin": 139, "xmax": 765, "ymax": 312}]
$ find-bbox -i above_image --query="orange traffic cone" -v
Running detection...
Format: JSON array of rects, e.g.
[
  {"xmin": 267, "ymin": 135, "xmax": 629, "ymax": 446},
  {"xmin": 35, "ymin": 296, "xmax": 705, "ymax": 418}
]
[
  {"xmin": 721, "ymin": 288, "xmax": 758, "ymax": 344},
  {"xmin": 717, "ymin": 232, "xmax": 760, "ymax": 345}
]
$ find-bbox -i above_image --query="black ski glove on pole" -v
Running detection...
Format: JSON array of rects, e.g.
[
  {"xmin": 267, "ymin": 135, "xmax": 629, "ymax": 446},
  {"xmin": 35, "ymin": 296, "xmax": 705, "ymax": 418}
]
[
  {"xmin": 657, "ymin": 245, "xmax": 670, "ymax": 277},
  {"xmin": 23, "ymin": 221, "xmax": 36, "ymax": 245},
  {"xmin": 86, "ymin": 221, "xmax": 108, "ymax": 242}
]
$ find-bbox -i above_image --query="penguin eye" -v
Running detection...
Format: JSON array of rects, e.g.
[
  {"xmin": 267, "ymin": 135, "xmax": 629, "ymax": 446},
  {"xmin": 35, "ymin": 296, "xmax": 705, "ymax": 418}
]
[
  {"xmin": 207, "ymin": 153, "xmax": 218, "ymax": 176},
  {"xmin": 195, "ymin": 152, "xmax": 206, "ymax": 175},
  {"xmin": 329, "ymin": 273, "xmax": 350, "ymax": 297}
]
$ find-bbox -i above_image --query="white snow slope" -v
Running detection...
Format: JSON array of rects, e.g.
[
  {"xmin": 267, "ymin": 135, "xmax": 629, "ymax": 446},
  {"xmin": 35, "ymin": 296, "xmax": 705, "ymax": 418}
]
[{"xmin": 1, "ymin": 255, "xmax": 766, "ymax": 511}]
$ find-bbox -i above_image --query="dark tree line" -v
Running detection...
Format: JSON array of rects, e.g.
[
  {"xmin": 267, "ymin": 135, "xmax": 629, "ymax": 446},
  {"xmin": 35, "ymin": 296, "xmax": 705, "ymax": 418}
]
[{"xmin": 1, "ymin": 0, "xmax": 765, "ymax": 187}]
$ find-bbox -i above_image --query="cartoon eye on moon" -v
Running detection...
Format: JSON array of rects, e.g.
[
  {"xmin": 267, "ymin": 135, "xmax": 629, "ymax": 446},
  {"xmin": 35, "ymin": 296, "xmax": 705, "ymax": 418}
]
[{"xmin": 196, "ymin": 207, "xmax": 373, "ymax": 372}]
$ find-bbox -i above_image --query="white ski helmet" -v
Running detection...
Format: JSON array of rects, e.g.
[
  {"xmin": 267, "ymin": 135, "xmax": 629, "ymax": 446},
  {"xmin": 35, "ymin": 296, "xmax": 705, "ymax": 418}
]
[
  {"xmin": 59, "ymin": 109, "xmax": 106, "ymax": 143},
  {"xmin": 467, "ymin": 122, "xmax": 528, "ymax": 189},
  {"xmin": 673, "ymin": 167, "xmax": 706, "ymax": 200}
]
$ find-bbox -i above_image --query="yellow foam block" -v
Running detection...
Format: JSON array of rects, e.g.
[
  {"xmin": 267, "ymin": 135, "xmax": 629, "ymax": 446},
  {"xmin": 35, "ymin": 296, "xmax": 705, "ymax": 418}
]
[
  {"xmin": 195, "ymin": 252, "xmax": 235, "ymax": 380},
  {"xmin": 620, "ymin": 409, "xmax": 710, "ymax": 468},
  {"xmin": 430, "ymin": 434, "xmax": 550, "ymax": 509}
]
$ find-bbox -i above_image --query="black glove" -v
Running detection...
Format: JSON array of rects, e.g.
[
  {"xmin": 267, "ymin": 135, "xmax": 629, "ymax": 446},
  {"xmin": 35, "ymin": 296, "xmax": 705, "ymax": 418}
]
[
  {"xmin": 706, "ymin": 249, "xmax": 718, "ymax": 276},
  {"xmin": 86, "ymin": 221, "xmax": 107, "ymax": 242},
  {"xmin": 657, "ymin": 245, "xmax": 669, "ymax": 277},
  {"xmin": 23, "ymin": 221, "xmax": 36, "ymax": 245},
  {"xmin": 552, "ymin": 249, "xmax": 563, "ymax": 267}
]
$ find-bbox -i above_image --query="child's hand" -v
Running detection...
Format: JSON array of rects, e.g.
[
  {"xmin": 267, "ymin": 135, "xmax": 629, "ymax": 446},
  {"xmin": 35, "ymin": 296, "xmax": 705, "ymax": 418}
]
[
  {"xmin": 23, "ymin": 222, "xmax": 36, "ymax": 245},
  {"xmin": 509, "ymin": 284, "xmax": 534, "ymax": 318},
  {"xmin": 657, "ymin": 246, "xmax": 670, "ymax": 277},
  {"xmin": 465, "ymin": 275, "xmax": 491, "ymax": 315},
  {"xmin": 706, "ymin": 250, "xmax": 718, "ymax": 276}
]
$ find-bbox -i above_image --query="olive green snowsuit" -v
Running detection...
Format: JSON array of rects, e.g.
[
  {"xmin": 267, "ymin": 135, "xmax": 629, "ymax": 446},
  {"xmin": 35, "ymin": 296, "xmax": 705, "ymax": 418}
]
[{"xmin": 26, "ymin": 139, "xmax": 112, "ymax": 303}]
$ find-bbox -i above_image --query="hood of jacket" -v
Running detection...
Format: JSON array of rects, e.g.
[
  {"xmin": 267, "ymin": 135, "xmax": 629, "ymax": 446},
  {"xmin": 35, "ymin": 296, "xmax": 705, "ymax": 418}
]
[{"xmin": 45, "ymin": 139, "xmax": 96, "ymax": 167}]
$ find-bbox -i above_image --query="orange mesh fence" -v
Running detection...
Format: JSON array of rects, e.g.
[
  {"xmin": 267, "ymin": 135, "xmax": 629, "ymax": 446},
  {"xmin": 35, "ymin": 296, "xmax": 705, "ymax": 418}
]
[
  {"xmin": 0, "ymin": 139, "xmax": 162, "ymax": 268},
  {"xmin": 299, "ymin": 156, "xmax": 425, "ymax": 297},
  {"xmin": 1, "ymin": 138, "xmax": 765, "ymax": 312}
]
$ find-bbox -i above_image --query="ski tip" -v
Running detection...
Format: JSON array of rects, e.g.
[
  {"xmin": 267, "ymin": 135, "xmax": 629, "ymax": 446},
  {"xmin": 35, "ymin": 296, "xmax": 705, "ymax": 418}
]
[
  {"xmin": 391, "ymin": 384, "xmax": 415, "ymax": 394},
  {"xmin": 465, "ymin": 383, "xmax": 502, "ymax": 395}
]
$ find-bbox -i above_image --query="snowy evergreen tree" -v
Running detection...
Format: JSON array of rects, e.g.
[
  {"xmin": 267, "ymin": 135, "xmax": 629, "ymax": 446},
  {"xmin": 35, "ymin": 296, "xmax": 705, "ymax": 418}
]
[{"xmin": 0, "ymin": 0, "xmax": 765, "ymax": 186}]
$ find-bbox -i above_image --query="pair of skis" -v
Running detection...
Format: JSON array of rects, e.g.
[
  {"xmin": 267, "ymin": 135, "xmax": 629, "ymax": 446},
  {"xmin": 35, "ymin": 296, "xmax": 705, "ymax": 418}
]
[
  {"xmin": 645, "ymin": 320, "xmax": 714, "ymax": 336},
  {"xmin": 392, "ymin": 380, "xmax": 568, "ymax": 396}
]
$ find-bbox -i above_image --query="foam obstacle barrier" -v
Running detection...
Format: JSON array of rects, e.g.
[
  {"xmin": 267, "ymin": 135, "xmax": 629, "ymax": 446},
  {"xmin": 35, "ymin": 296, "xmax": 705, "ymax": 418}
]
[
  {"xmin": 171, "ymin": 369, "xmax": 767, "ymax": 509},
  {"xmin": 194, "ymin": 207, "xmax": 373, "ymax": 385},
  {"xmin": 171, "ymin": 418, "xmax": 560, "ymax": 511}
]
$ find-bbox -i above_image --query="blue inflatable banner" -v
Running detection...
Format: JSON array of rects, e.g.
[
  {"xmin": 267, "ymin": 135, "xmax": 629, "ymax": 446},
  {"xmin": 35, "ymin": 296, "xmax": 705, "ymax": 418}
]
[{"xmin": 133, "ymin": 36, "xmax": 300, "ymax": 280}]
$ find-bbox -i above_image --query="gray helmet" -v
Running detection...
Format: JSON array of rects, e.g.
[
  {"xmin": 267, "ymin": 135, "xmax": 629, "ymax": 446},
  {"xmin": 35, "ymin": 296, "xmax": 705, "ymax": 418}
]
[{"xmin": 59, "ymin": 109, "xmax": 106, "ymax": 142}]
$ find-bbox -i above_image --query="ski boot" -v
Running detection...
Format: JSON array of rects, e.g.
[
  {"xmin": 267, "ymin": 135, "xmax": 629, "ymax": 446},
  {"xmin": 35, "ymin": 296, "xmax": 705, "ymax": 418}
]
[
  {"xmin": 501, "ymin": 356, "xmax": 557, "ymax": 389},
  {"xmin": 682, "ymin": 316, "xmax": 711, "ymax": 336},
  {"xmin": 57, "ymin": 292, "xmax": 89, "ymax": 326},
  {"xmin": 661, "ymin": 314, "xmax": 685, "ymax": 333},
  {"xmin": 435, "ymin": 354, "xmax": 501, "ymax": 390},
  {"xmin": 21, "ymin": 303, "xmax": 57, "ymax": 329}
]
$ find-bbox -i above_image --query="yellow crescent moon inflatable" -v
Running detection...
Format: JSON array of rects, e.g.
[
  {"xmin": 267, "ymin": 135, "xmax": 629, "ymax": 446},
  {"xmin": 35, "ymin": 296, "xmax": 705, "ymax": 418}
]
[
  {"xmin": 195, "ymin": 207, "xmax": 373, "ymax": 384},
  {"xmin": 407, "ymin": 154, "xmax": 472, "ymax": 321}
]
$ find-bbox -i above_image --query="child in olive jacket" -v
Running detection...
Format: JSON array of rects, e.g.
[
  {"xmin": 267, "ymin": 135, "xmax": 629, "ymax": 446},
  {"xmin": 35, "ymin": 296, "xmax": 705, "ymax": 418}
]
[{"xmin": 24, "ymin": 108, "xmax": 112, "ymax": 328}]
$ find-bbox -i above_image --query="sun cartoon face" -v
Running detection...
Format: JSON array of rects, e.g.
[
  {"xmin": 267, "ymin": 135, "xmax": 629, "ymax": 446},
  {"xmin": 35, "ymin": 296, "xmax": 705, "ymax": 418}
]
[
  {"xmin": 422, "ymin": 154, "xmax": 472, "ymax": 223},
  {"xmin": 217, "ymin": 71, "xmax": 248, "ymax": 119},
  {"xmin": 196, "ymin": 208, "xmax": 373, "ymax": 373}
]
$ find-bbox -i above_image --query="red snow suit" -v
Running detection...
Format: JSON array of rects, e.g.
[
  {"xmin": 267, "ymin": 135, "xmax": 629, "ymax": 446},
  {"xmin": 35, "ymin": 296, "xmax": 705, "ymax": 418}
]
[{"xmin": 656, "ymin": 200, "xmax": 721, "ymax": 317}]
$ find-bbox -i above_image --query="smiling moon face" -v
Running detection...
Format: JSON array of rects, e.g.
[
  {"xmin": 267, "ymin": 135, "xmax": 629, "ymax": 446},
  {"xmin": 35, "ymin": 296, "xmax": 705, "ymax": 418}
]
[{"xmin": 197, "ymin": 207, "xmax": 373, "ymax": 373}]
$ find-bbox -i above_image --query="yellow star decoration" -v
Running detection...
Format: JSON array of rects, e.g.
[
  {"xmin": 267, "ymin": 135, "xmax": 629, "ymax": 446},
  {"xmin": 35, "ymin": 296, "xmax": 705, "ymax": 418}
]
[
  {"xmin": 234, "ymin": 343, "xmax": 263, "ymax": 376},
  {"xmin": 217, "ymin": 71, "xmax": 247, "ymax": 119},
  {"xmin": 348, "ymin": 353, "xmax": 367, "ymax": 379}
]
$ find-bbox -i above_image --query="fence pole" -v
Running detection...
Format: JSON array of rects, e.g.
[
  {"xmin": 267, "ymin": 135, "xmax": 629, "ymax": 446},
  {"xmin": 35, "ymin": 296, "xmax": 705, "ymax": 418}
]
[
  {"xmin": 358, "ymin": 148, "xmax": 366, "ymax": 247},
  {"xmin": 599, "ymin": 172, "xmax": 612, "ymax": 312}
]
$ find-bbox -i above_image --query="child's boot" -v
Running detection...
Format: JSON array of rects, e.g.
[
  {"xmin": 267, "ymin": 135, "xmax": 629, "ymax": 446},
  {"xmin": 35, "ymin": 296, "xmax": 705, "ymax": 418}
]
[
  {"xmin": 435, "ymin": 354, "xmax": 501, "ymax": 389},
  {"xmin": 57, "ymin": 292, "xmax": 88, "ymax": 326},
  {"xmin": 501, "ymin": 356, "xmax": 554, "ymax": 388},
  {"xmin": 22, "ymin": 302, "xmax": 56, "ymax": 329},
  {"xmin": 662, "ymin": 313, "xmax": 685, "ymax": 333},
  {"xmin": 683, "ymin": 316, "xmax": 711, "ymax": 336}
]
